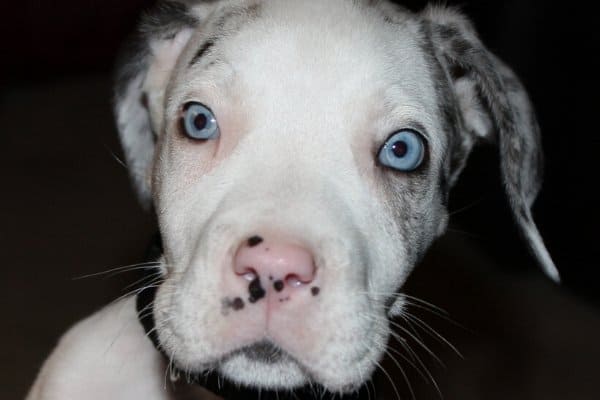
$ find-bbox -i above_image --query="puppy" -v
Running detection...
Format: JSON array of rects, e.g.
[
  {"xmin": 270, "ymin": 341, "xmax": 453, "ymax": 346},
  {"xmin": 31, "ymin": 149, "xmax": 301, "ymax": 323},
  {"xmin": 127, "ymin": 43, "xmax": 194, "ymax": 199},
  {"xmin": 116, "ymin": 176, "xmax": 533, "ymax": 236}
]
[{"xmin": 27, "ymin": 1, "xmax": 559, "ymax": 399}]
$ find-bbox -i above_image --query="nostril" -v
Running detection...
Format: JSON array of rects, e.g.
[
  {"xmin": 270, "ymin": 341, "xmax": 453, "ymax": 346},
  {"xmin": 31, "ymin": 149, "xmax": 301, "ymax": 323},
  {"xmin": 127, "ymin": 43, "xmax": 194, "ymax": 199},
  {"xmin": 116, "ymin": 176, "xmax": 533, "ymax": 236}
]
[
  {"xmin": 285, "ymin": 273, "xmax": 311, "ymax": 288},
  {"xmin": 286, "ymin": 275, "xmax": 302, "ymax": 288},
  {"xmin": 237, "ymin": 267, "xmax": 258, "ymax": 282}
]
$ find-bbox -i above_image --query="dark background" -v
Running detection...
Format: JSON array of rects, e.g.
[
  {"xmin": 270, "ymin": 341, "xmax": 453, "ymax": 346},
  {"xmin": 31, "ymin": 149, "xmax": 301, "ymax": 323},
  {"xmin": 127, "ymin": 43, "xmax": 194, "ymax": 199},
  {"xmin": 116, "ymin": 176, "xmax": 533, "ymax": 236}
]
[{"xmin": 2, "ymin": 1, "xmax": 598, "ymax": 399}]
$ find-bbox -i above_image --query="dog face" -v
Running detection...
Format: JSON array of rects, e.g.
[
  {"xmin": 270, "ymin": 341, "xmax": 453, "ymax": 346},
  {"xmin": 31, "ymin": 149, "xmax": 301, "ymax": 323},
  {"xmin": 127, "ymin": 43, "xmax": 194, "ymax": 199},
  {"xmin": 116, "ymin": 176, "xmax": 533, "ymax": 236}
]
[{"xmin": 115, "ymin": 0, "xmax": 558, "ymax": 393}]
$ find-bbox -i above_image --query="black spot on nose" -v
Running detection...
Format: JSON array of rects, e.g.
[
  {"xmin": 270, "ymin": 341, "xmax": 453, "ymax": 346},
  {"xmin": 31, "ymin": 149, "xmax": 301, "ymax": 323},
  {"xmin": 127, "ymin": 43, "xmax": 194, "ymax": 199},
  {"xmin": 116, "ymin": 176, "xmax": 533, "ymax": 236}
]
[
  {"xmin": 248, "ymin": 277, "xmax": 266, "ymax": 303},
  {"xmin": 232, "ymin": 297, "xmax": 245, "ymax": 310},
  {"xmin": 311, "ymin": 287, "xmax": 320, "ymax": 296},
  {"xmin": 273, "ymin": 280, "xmax": 284, "ymax": 292},
  {"xmin": 248, "ymin": 236, "xmax": 264, "ymax": 247}
]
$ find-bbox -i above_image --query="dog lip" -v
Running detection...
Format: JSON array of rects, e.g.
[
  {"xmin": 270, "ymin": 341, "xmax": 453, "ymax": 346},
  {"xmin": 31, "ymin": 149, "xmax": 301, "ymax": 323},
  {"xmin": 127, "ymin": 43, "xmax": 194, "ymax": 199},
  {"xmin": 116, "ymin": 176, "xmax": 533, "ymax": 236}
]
[
  {"xmin": 237, "ymin": 340, "xmax": 285, "ymax": 363},
  {"xmin": 174, "ymin": 339, "xmax": 372, "ymax": 392}
]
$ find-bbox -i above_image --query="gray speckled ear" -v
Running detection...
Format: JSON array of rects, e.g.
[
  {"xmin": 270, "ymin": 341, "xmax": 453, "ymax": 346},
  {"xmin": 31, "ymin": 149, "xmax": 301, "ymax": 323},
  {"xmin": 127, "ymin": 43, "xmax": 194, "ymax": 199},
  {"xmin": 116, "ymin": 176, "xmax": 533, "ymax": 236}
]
[
  {"xmin": 114, "ymin": 1, "xmax": 200, "ymax": 207},
  {"xmin": 422, "ymin": 6, "xmax": 560, "ymax": 282}
]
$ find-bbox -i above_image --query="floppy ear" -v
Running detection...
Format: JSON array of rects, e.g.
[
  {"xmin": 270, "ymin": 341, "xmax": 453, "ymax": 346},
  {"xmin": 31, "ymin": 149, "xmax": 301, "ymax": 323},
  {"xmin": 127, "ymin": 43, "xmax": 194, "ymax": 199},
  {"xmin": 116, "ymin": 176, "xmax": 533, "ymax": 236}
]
[
  {"xmin": 114, "ymin": 1, "xmax": 200, "ymax": 207},
  {"xmin": 422, "ymin": 6, "xmax": 560, "ymax": 282}
]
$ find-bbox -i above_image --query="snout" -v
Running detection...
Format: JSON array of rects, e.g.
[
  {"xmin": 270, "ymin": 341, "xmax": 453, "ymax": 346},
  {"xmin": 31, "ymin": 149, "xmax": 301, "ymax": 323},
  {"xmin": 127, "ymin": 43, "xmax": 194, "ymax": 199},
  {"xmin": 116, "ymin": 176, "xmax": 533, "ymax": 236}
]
[
  {"xmin": 154, "ymin": 152, "xmax": 398, "ymax": 390},
  {"xmin": 218, "ymin": 232, "xmax": 324, "ymax": 347},
  {"xmin": 155, "ymin": 198, "xmax": 393, "ymax": 390}
]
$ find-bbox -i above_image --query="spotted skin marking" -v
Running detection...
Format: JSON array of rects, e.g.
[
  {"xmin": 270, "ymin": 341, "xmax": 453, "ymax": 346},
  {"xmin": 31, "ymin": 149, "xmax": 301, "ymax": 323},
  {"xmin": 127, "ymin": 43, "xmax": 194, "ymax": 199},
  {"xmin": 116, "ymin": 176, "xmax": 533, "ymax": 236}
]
[
  {"xmin": 248, "ymin": 277, "xmax": 266, "ymax": 303},
  {"xmin": 248, "ymin": 236, "xmax": 263, "ymax": 247},
  {"xmin": 273, "ymin": 280, "xmax": 284, "ymax": 292},
  {"xmin": 221, "ymin": 297, "xmax": 246, "ymax": 315},
  {"xmin": 232, "ymin": 297, "xmax": 245, "ymax": 310},
  {"xmin": 311, "ymin": 287, "xmax": 320, "ymax": 296},
  {"xmin": 221, "ymin": 298, "xmax": 231, "ymax": 316}
]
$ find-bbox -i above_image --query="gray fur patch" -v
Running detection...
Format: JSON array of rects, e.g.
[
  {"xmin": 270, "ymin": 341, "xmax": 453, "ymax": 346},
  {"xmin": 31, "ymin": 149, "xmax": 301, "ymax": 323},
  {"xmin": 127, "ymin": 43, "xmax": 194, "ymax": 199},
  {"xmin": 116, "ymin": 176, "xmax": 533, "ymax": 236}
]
[
  {"xmin": 422, "ymin": 7, "xmax": 558, "ymax": 280},
  {"xmin": 418, "ymin": 21, "xmax": 465, "ymax": 190},
  {"xmin": 115, "ymin": 1, "xmax": 199, "ymax": 100}
]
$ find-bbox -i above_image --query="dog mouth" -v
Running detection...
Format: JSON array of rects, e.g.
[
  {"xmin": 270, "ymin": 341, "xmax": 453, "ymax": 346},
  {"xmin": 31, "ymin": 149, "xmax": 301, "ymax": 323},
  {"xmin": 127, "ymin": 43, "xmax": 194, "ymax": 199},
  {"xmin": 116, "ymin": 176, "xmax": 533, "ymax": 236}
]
[
  {"xmin": 235, "ymin": 340, "xmax": 285, "ymax": 363},
  {"xmin": 190, "ymin": 359, "xmax": 374, "ymax": 400},
  {"xmin": 137, "ymin": 238, "xmax": 386, "ymax": 399},
  {"xmin": 196, "ymin": 371, "xmax": 374, "ymax": 400},
  {"xmin": 170, "ymin": 341, "xmax": 374, "ymax": 400}
]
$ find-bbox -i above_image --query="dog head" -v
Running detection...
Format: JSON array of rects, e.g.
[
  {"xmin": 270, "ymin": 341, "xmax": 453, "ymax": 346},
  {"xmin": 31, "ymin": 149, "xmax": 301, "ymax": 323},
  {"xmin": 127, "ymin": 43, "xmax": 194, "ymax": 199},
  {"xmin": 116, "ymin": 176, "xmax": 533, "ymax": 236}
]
[{"xmin": 115, "ymin": 0, "xmax": 558, "ymax": 393}]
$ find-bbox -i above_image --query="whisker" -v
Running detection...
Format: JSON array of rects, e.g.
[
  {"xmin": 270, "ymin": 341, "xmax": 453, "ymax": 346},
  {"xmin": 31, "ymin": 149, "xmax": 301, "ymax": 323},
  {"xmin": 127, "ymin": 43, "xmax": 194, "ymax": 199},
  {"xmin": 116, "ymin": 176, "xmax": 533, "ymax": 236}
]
[
  {"xmin": 394, "ymin": 324, "xmax": 445, "ymax": 367},
  {"xmin": 366, "ymin": 377, "xmax": 377, "ymax": 400},
  {"xmin": 123, "ymin": 271, "xmax": 163, "ymax": 291},
  {"xmin": 373, "ymin": 358, "xmax": 402, "ymax": 400},
  {"xmin": 385, "ymin": 343, "xmax": 430, "ymax": 384},
  {"xmin": 354, "ymin": 290, "xmax": 455, "ymax": 323},
  {"xmin": 446, "ymin": 228, "xmax": 481, "ymax": 239},
  {"xmin": 72, "ymin": 261, "xmax": 161, "ymax": 280},
  {"xmin": 102, "ymin": 143, "xmax": 147, "ymax": 179},
  {"xmin": 448, "ymin": 196, "xmax": 484, "ymax": 217},
  {"xmin": 103, "ymin": 143, "xmax": 130, "ymax": 172},
  {"xmin": 360, "ymin": 311, "xmax": 445, "ymax": 397},
  {"xmin": 363, "ymin": 313, "xmax": 444, "ymax": 367},
  {"xmin": 382, "ymin": 346, "xmax": 415, "ymax": 400},
  {"xmin": 143, "ymin": 316, "xmax": 175, "ymax": 341},
  {"xmin": 400, "ymin": 312, "xmax": 463, "ymax": 358},
  {"xmin": 402, "ymin": 341, "xmax": 442, "ymax": 398},
  {"xmin": 396, "ymin": 294, "xmax": 449, "ymax": 316},
  {"xmin": 106, "ymin": 283, "xmax": 163, "ymax": 308}
]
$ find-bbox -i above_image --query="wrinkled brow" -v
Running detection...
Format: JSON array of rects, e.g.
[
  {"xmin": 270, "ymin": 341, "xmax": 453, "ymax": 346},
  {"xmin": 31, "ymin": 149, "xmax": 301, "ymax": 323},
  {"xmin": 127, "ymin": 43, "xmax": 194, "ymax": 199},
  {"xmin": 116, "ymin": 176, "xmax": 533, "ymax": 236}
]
[
  {"xmin": 188, "ymin": 3, "xmax": 262, "ymax": 68},
  {"xmin": 189, "ymin": 37, "xmax": 218, "ymax": 66}
]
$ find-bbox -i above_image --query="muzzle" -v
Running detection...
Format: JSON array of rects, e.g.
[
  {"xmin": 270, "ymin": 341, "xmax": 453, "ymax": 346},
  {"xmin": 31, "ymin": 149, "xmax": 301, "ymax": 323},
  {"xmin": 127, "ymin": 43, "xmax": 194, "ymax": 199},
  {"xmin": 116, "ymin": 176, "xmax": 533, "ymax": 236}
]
[{"xmin": 136, "ymin": 233, "xmax": 380, "ymax": 400}]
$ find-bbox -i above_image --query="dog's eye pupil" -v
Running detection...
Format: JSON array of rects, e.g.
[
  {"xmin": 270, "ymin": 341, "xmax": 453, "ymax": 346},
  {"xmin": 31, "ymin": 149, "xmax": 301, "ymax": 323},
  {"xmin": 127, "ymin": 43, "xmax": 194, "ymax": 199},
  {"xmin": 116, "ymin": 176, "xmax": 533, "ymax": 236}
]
[
  {"xmin": 377, "ymin": 129, "xmax": 426, "ymax": 172},
  {"xmin": 194, "ymin": 114, "xmax": 208, "ymax": 131},
  {"xmin": 391, "ymin": 141, "xmax": 408, "ymax": 158}
]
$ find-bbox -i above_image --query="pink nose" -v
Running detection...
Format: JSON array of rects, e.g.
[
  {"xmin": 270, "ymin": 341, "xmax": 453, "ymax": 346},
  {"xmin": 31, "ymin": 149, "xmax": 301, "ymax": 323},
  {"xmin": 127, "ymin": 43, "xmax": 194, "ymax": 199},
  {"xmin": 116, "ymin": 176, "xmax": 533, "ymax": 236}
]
[{"xmin": 233, "ymin": 236, "xmax": 316, "ymax": 293}]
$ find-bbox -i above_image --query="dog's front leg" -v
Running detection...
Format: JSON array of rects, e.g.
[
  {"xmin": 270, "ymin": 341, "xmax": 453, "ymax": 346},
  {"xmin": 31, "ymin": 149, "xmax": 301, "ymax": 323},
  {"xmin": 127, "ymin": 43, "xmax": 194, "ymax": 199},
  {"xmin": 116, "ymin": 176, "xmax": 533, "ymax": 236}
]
[{"xmin": 26, "ymin": 297, "xmax": 172, "ymax": 400}]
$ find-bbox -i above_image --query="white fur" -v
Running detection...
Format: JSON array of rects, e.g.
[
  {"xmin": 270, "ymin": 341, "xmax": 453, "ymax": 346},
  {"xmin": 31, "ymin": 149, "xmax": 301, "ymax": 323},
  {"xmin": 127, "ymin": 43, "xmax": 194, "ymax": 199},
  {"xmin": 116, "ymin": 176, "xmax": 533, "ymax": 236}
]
[
  {"xmin": 150, "ymin": 1, "xmax": 442, "ymax": 390},
  {"xmin": 26, "ymin": 297, "xmax": 170, "ymax": 400},
  {"xmin": 28, "ymin": 0, "xmax": 557, "ymax": 398}
]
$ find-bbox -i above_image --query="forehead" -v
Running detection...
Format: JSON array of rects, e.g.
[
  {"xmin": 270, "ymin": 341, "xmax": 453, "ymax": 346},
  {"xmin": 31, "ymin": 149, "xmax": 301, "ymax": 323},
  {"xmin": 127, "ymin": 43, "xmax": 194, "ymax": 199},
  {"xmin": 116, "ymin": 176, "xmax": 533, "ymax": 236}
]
[{"xmin": 175, "ymin": 0, "xmax": 443, "ymax": 145}]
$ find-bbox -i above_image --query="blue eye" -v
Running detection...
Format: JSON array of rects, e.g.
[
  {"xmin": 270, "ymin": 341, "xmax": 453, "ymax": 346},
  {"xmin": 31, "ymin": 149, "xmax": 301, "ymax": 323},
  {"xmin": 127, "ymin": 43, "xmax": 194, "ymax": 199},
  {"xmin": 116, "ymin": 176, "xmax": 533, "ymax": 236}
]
[
  {"xmin": 378, "ymin": 129, "xmax": 426, "ymax": 172},
  {"xmin": 182, "ymin": 102, "xmax": 220, "ymax": 140}
]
